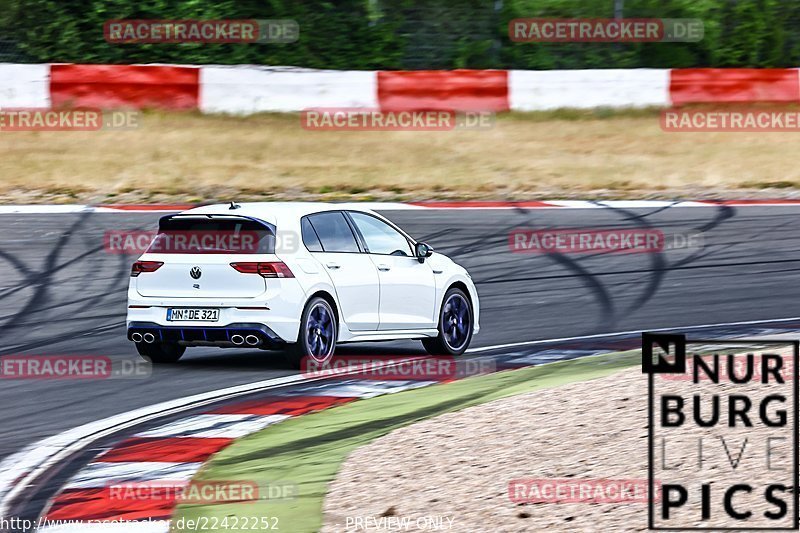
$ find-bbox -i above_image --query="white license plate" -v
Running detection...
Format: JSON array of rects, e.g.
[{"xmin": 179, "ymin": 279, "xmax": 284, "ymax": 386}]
[{"xmin": 167, "ymin": 308, "xmax": 220, "ymax": 322}]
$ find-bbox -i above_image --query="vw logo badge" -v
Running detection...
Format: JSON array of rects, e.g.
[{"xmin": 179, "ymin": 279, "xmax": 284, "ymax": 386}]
[{"xmin": 190, "ymin": 266, "xmax": 202, "ymax": 280}]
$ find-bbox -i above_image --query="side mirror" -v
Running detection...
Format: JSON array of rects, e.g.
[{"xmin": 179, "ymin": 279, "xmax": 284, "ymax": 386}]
[{"xmin": 415, "ymin": 242, "xmax": 434, "ymax": 263}]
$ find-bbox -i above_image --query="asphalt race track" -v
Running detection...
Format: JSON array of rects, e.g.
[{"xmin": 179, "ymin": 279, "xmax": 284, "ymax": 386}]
[{"xmin": 2, "ymin": 204, "xmax": 800, "ymax": 461}]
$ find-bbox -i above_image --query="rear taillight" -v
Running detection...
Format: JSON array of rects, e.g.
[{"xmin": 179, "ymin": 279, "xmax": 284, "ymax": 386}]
[
  {"xmin": 231, "ymin": 262, "xmax": 295, "ymax": 278},
  {"xmin": 131, "ymin": 261, "xmax": 164, "ymax": 277}
]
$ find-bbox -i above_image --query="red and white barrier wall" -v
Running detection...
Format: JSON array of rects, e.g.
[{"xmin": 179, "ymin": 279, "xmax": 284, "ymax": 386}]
[
  {"xmin": 509, "ymin": 69, "xmax": 670, "ymax": 110},
  {"xmin": 199, "ymin": 66, "xmax": 378, "ymax": 113},
  {"xmin": 377, "ymin": 70, "xmax": 509, "ymax": 112},
  {"xmin": 669, "ymin": 68, "xmax": 800, "ymax": 105},
  {"xmin": 50, "ymin": 64, "xmax": 200, "ymax": 110},
  {"xmin": 0, "ymin": 64, "xmax": 51, "ymax": 107},
  {"xmin": 2, "ymin": 64, "xmax": 800, "ymax": 113}
]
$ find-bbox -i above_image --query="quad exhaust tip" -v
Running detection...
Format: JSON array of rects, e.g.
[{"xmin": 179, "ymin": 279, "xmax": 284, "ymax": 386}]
[
  {"xmin": 143, "ymin": 333, "xmax": 156, "ymax": 344},
  {"xmin": 231, "ymin": 334, "xmax": 245, "ymax": 346},
  {"xmin": 245, "ymin": 335, "xmax": 260, "ymax": 346},
  {"xmin": 131, "ymin": 332, "xmax": 143, "ymax": 343}
]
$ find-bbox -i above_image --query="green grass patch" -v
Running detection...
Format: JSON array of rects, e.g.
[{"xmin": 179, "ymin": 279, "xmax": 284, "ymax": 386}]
[{"xmin": 171, "ymin": 350, "xmax": 641, "ymax": 532}]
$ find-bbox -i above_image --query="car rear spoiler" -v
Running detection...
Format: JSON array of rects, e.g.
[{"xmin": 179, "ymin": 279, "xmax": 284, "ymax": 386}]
[{"xmin": 158, "ymin": 213, "xmax": 277, "ymax": 233}]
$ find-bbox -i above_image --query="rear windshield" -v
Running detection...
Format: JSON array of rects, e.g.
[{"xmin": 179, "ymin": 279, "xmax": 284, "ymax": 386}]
[{"xmin": 149, "ymin": 217, "xmax": 276, "ymax": 254}]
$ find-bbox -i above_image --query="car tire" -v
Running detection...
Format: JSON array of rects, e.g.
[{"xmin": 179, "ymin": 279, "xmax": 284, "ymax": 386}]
[
  {"xmin": 136, "ymin": 342, "xmax": 186, "ymax": 364},
  {"xmin": 422, "ymin": 288, "xmax": 473, "ymax": 356},
  {"xmin": 285, "ymin": 297, "xmax": 338, "ymax": 369}
]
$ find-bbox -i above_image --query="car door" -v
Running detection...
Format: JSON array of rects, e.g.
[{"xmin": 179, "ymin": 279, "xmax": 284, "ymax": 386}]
[
  {"xmin": 346, "ymin": 211, "xmax": 436, "ymax": 330},
  {"xmin": 304, "ymin": 212, "xmax": 380, "ymax": 331}
]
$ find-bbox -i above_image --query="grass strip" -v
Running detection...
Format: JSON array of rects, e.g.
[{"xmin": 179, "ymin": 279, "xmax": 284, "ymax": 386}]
[{"xmin": 8, "ymin": 108, "xmax": 799, "ymax": 205}]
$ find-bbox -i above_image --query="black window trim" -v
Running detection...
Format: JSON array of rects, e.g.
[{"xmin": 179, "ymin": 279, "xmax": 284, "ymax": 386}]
[
  {"xmin": 303, "ymin": 211, "xmax": 365, "ymax": 254},
  {"xmin": 343, "ymin": 210, "xmax": 416, "ymax": 257},
  {"xmin": 300, "ymin": 216, "xmax": 324, "ymax": 253},
  {"xmin": 342, "ymin": 211, "xmax": 368, "ymax": 252}
]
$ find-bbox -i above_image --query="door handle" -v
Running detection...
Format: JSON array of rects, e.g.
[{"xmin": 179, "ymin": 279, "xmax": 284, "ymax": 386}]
[
  {"xmin": 377, "ymin": 264, "xmax": 391, "ymax": 272},
  {"xmin": 326, "ymin": 262, "xmax": 341, "ymax": 270}
]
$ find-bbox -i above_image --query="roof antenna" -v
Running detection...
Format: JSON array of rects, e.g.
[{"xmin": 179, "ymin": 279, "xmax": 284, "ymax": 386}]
[{"xmin": 229, "ymin": 201, "xmax": 241, "ymax": 210}]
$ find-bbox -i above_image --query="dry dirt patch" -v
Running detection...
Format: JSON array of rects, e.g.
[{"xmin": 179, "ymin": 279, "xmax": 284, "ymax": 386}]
[
  {"xmin": 322, "ymin": 363, "xmax": 792, "ymax": 532},
  {"xmin": 4, "ymin": 111, "xmax": 800, "ymax": 203},
  {"xmin": 322, "ymin": 369, "xmax": 648, "ymax": 533}
]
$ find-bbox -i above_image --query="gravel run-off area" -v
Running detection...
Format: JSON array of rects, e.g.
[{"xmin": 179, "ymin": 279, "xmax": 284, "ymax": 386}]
[{"xmin": 323, "ymin": 358, "xmax": 794, "ymax": 533}]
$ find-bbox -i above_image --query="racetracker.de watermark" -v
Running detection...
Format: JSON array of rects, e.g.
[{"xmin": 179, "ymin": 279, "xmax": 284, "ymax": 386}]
[
  {"xmin": 108, "ymin": 480, "xmax": 296, "ymax": 504},
  {"xmin": 509, "ymin": 18, "xmax": 703, "ymax": 42},
  {"xmin": 301, "ymin": 109, "xmax": 494, "ymax": 131},
  {"xmin": 104, "ymin": 19, "xmax": 298, "ymax": 44},
  {"xmin": 301, "ymin": 355, "xmax": 495, "ymax": 381},
  {"xmin": 106, "ymin": 230, "xmax": 260, "ymax": 254},
  {"xmin": 0, "ymin": 355, "xmax": 150, "ymax": 379},
  {"xmin": 104, "ymin": 229, "xmax": 300, "ymax": 255},
  {"xmin": 508, "ymin": 478, "xmax": 659, "ymax": 504},
  {"xmin": 662, "ymin": 108, "xmax": 800, "ymax": 132},
  {"xmin": 0, "ymin": 109, "xmax": 140, "ymax": 131},
  {"xmin": 509, "ymin": 229, "xmax": 704, "ymax": 254}
]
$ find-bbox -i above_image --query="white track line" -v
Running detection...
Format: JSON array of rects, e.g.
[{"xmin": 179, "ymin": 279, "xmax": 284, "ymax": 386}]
[
  {"xmin": 136, "ymin": 414, "xmax": 289, "ymax": 439},
  {"xmin": 0, "ymin": 204, "xmax": 418, "ymax": 214},
  {"xmin": 280, "ymin": 379, "xmax": 436, "ymax": 398},
  {"xmin": 465, "ymin": 316, "xmax": 800, "ymax": 353},
  {"xmin": 4, "ymin": 202, "xmax": 800, "ymax": 214},
  {"xmin": 0, "ymin": 205, "xmax": 95, "ymax": 214},
  {"xmin": 64, "ymin": 461, "xmax": 201, "ymax": 490}
]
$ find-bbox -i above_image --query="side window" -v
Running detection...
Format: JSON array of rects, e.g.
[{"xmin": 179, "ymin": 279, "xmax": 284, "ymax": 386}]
[
  {"xmin": 348, "ymin": 212, "xmax": 413, "ymax": 256},
  {"xmin": 307, "ymin": 212, "xmax": 361, "ymax": 253},
  {"xmin": 301, "ymin": 217, "xmax": 323, "ymax": 252}
]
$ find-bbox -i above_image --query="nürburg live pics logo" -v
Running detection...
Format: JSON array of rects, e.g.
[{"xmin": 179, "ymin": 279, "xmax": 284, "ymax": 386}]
[{"xmin": 644, "ymin": 332, "xmax": 798, "ymax": 530}]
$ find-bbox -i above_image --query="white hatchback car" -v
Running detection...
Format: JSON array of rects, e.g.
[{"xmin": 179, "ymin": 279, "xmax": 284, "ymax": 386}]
[{"xmin": 127, "ymin": 203, "xmax": 480, "ymax": 366}]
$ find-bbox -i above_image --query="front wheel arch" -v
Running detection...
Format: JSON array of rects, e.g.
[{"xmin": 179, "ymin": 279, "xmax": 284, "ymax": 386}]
[
  {"xmin": 446, "ymin": 281, "xmax": 472, "ymax": 307},
  {"xmin": 435, "ymin": 279, "xmax": 475, "ymax": 329},
  {"xmin": 423, "ymin": 287, "xmax": 474, "ymax": 356}
]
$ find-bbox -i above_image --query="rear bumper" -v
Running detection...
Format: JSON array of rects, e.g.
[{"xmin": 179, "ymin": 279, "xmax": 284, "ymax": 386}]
[
  {"xmin": 127, "ymin": 275, "xmax": 306, "ymax": 343},
  {"xmin": 127, "ymin": 321, "xmax": 286, "ymax": 349},
  {"xmin": 126, "ymin": 305, "xmax": 300, "ymax": 342}
]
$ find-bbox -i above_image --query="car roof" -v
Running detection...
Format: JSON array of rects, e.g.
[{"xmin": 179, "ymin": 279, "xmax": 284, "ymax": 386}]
[{"xmin": 177, "ymin": 202, "xmax": 378, "ymax": 225}]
